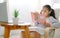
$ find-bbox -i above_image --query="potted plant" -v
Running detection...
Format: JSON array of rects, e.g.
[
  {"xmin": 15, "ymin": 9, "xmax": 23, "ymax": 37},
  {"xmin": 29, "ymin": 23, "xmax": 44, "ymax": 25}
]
[{"xmin": 13, "ymin": 9, "xmax": 19, "ymax": 24}]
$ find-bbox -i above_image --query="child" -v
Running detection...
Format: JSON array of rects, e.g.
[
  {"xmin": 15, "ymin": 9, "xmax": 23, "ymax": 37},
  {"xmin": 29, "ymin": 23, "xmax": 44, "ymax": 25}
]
[{"xmin": 35, "ymin": 5, "xmax": 58, "ymax": 35}]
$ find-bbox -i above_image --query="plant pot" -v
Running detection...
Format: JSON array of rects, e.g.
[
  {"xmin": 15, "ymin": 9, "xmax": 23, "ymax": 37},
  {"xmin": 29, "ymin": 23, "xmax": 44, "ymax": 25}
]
[{"xmin": 13, "ymin": 17, "xmax": 19, "ymax": 24}]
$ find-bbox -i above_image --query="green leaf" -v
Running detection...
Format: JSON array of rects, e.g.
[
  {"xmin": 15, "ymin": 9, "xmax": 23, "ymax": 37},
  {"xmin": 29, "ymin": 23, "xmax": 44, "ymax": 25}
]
[{"xmin": 14, "ymin": 9, "xmax": 19, "ymax": 18}]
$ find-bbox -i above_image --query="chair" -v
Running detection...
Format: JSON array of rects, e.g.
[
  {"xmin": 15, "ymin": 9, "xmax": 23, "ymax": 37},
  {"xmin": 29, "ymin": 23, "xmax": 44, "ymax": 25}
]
[
  {"xmin": 53, "ymin": 28, "xmax": 60, "ymax": 38},
  {"xmin": 44, "ymin": 27, "xmax": 60, "ymax": 38},
  {"xmin": 44, "ymin": 27, "xmax": 55, "ymax": 38},
  {"xmin": 44, "ymin": 9, "xmax": 60, "ymax": 38}
]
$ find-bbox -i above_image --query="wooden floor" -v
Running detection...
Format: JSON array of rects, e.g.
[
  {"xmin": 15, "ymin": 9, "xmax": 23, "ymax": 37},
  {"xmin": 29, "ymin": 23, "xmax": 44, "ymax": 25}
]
[{"xmin": 22, "ymin": 31, "xmax": 41, "ymax": 38}]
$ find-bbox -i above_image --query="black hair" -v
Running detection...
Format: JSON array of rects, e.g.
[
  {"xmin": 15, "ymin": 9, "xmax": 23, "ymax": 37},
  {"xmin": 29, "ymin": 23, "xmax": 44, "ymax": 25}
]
[{"xmin": 44, "ymin": 5, "xmax": 56, "ymax": 19}]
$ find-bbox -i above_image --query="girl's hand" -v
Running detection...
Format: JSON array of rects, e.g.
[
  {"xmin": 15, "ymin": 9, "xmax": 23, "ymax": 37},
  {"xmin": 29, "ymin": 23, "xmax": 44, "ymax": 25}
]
[{"xmin": 38, "ymin": 18, "xmax": 46, "ymax": 25}]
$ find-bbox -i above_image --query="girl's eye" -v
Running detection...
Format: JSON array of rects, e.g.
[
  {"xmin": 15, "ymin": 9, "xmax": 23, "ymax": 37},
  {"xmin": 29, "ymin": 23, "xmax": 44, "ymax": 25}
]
[{"xmin": 43, "ymin": 11, "xmax": 46, "ymax": 13}]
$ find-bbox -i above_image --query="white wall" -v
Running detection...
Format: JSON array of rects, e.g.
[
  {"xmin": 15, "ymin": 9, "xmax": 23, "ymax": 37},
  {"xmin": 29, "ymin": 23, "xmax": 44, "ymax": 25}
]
[{"xmin": 7, "ymin": 0, "xmax": 40, "ymax": 23}]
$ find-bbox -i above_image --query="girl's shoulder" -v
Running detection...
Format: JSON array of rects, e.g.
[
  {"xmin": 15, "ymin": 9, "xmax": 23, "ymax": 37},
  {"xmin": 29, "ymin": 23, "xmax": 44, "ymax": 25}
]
[
  {"xmin": 47, "ymin": 16, "xmax": 58, "ymax": 22},
  {"xmin": 48, "ymin": 16, "xmax": 55, "ymax": 20},
  {"xmin": 49, "ymin": 16, "xmax": 54, "ymax": 18}
]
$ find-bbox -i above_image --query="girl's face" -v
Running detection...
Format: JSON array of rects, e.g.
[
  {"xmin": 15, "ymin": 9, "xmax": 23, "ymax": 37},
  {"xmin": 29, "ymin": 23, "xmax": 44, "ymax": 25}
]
[{"xmin": 41, "ymin": 7, "xmax": 51, "ymax": 17}]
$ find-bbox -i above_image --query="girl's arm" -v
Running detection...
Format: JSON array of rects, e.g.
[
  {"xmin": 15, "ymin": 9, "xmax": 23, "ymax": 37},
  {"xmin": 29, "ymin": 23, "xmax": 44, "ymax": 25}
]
[
  {"xmin": 45, "ymin": 22, "xmax": 51, "ymax": 27},
  {"xmin": 45, "ymin": 17, "xmax": 58, "ymax": 27}
]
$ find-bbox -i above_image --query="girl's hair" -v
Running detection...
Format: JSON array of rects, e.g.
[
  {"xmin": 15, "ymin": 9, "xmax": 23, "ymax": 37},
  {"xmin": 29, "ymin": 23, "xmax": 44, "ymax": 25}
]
[{"xmin": 44, "ymin": 5, "xmax": 56, "ymax": 19}]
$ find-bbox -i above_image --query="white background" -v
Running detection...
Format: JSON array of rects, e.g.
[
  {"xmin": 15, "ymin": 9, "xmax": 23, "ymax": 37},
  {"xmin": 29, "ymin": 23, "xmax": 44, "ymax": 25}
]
[{"xmin": 6, "ymin": 0, "xmax": 60, "ymax": 22}]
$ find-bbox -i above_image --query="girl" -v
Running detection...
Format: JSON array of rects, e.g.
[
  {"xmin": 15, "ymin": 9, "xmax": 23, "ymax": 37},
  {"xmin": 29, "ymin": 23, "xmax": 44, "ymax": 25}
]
[{"xmin": 35, "ymin": 5, "xmax": 58, "ymax": 36}]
